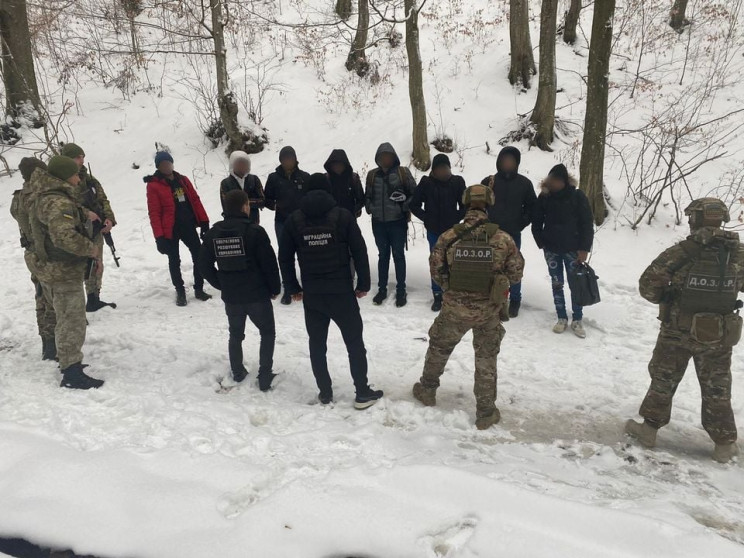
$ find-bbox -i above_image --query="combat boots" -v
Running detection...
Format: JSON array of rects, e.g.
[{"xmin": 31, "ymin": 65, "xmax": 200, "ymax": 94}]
[
  {"xmin": 713, "ymin": 443, "xmax": 739, "ymax": 463},
  {"xmin": 175, "ymin": 288, "xmax": 187, "ymax": 307},
  {"xmin": 624, "ymin": 419, "xmax": 658, "ymax": 448},
  {"xmin": 41, "ymin": 337, "xmax": 57, "ymax": 361},
  {"xmin": 86, "ymin": 293, "xmax": 116, "ymax": 312},
  {"xmin": 412, "ymin": 382, "xmax": 436, "ymax": 406},
  {"xmin": 475, "ymin": 409, "xmax": 501, "ymax": 430},
  {"xmin": 60, "ymin": 362, "xmax": 104, "ymax": 390}
]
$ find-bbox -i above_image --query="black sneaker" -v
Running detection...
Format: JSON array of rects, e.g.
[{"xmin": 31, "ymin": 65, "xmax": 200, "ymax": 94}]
[
  {"xmin": 354, "ymin": 387, "xmax": 384, "ymax": 410},
  {"xmin": 395, "ymin": 291, "xmax": 407, "ymax": 308},
  {"xmin": 280, "ymin": 292, "xmax": 292, "ymax": 305},
  {"xmin": 508, "ymin": 299, "xmax": 520, "ymax": 318},
  {"xmin": 431, "ymin": 293, "xmax": 442, "ymax": 312},
  {"xmin": 194, "ymin": 289, "xmax": 212, "ymax": 301},
  {"xmin": 319, "ymin": 391, "xmax": 334, "ymax": 405},
  {"xmin": 176, "ymin": 289, "xmax": 187, "ymax": 307},
  {"xmin": 60, "ymin": 362, "xmax": 104, "ymax": 390},
  {"xmin": 41, "ymin": 337, "xmax": 57, "ymax": 361},
  {"xmin": 258, "ymin": 372, "xmax": 277, "ymax": 392},
  {"xmin": 232, "ymin": 367, "xmax": 248, "ymax": 383},
  {"xmin": 372, "ymin": 290, "xmax": 388, "ymax": 305}
]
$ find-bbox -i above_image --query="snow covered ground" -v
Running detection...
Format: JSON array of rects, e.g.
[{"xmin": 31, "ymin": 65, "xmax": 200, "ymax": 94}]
[{"xmin": 1, "ymin": 0, "xmax": 743, "ymax": 556}]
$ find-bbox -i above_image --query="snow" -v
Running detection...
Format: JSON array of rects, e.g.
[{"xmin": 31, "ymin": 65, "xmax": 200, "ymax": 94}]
[{"xmin": 1, "ymin": 0, "xmax": 743, "ymax": 556}]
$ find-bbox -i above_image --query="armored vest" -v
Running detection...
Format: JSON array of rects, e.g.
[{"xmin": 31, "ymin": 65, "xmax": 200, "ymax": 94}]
[
  {"xmin": 293, "ymin": 208, "xmax": 345, "ymax": 275},
  {"xmin": 212, "ymin": 220, "xmax": 254, "ymax": 272},
  {"xmin": 449, "ymin": 222, "xmax": 501, "ymax": 295},
  {"xmin": 678, "ymin": 238, "xmax": 740, "ymax": 315}
]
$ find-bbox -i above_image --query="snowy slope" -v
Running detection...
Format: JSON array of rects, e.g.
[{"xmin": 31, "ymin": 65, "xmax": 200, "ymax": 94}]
[{"xmin": 1, "ymin": 0, "xmax": 743, "ymax": 556}]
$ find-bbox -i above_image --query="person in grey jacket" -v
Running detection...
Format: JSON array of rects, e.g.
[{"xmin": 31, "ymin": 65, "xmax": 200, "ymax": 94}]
[{"xmin": 365, "ymin": 143, "xmax": 416, "ymax": 307}]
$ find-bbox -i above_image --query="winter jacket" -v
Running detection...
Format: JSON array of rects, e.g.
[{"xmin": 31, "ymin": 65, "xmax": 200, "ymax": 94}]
[
  {"xmin": 409, "ymin": 174, "xmax": 467, "ymax": 235},
  {"xmin": 364, "ymin": 143, "xmax": 416, "ymax": 223},
  {"xmin": 323, "ymin": 149, "xmax": 365, "ymax": 217},
  {"xmin": 145, "ymin": 171, "xmax": 209, "ymax": 240},
  {"xmin": 480, "ymin": 146, "xmax": 536, "ymax": 237},
  {"xmin": 279, "ymin": 190, "xmax": 371, "ymax": 295},
  {"xmin": 220, "ymin": 174, "xmax": 265, "ymax": 223},
  {"xmin": 531, "ymin": 176, "xmax": 594, "ymax": 253},
  {"xmin": 264, "ymin": 165, "xmax": 311, "ymax": 223},
  {"xmin": 199, "ymin": 214, "xmax": 281, "ymax": 304}
]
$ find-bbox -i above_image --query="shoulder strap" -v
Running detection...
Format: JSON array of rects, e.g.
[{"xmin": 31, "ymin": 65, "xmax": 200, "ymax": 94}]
[
  {"xmin": 488, "ymin": 175, "xmax": 495, "ymax": 189},
  {"xmin": 365, "ymin": 170, "xmax": 375, "ymax": 196}
]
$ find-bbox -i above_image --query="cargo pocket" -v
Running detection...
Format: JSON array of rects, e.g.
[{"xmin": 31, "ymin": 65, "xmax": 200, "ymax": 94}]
[
  {"xmin": 690, "ymin": 313, "xmax": 724, "ymax": 344},
  {"xmin": 723, "ymin": 314, "xmax": 743, "ymax": 347}
]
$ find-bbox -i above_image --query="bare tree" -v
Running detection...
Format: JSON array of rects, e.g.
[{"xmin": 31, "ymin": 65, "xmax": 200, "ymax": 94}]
[
  {"xmin": 336, "ymin": 0, "xmax": 353, "ymax": 20},
  {"xmin": 529, "ymin": 0, "xmax": 558, "ymax": 150},
  {"xmin": 210, "ymin": 0, "xmax": 243, "ymax": 152},
  {"xmin": 563, "ymin": 0, "xmax": 582, "ymax": 44},
  {"xmin": 0, "ymin": 0, "xmax": 41, "ymax": 120},
  {"xmin": 346, "ymin": 0, "xmax": 370, "ymax": 76},
  {"xmin": 508, "ymin": 0, "xmax": 536, "ymax": 88},
  {"xmin": 579, "ymin": 0, "xmax": 615, "ymax": 225},
  {"xmin": 669, "ymin": 0, "xmax": 690, "ymax": 32},
  {"xmin": 405, "ymin": 0, "xmax": 430, "ymax": 170}
]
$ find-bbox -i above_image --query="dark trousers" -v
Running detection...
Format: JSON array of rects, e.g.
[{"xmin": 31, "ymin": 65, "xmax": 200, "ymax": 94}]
[
  {"xmin": 225, "ymin": 300, "xmax": 276, "ymax": 376},
  {"xmin": 509, "ymin": 232, "xmax": 522, "ymax": 303},
  {"xmin": 303, "ymin": 291, "xmax": 369, "ymax": 395},
  {"xmin": 168, "ymin": 223, "xmax": 204, "ymax": 291},
  {"xmin": 275, "ymin": 219, "xmax": 287, "ymax": 292},
  {"xmin": 427, "ymin": 231, "xmax": 442, "ymax": 295},
  {"xmin": 372, "ymin": 218, "xmax": 407, "ymax": 293}
]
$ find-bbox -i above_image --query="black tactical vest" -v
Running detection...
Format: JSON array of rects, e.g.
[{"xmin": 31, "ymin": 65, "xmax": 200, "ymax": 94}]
[
  {"xmin": 212, "ymin": 220, "xmax": 253, "ymax": 272},
  {"xmin": 293, "ymin": 208, "xmax": 345, "ymax": 275},
  {"xmin": 449, "ymin": 223, "xmax": 500, "ymax": 294},
  {"xmin": 678, "ymin": 239, "xmax": 739, "ymax": 315}
]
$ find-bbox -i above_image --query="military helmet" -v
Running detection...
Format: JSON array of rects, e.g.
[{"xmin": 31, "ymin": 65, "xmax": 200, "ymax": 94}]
[
  {"xmin": 684, "ymin": 198, "xmax": 730, "ymax": 226},
  {"xmin": 463, "ymin": 184, "xmax": 495, "ymax": 208}
]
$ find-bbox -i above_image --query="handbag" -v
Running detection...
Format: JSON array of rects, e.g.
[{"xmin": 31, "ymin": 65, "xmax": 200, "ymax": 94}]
[{"xmin": 568, "ymin": 262, "xmax": 601, "ymax": 307}]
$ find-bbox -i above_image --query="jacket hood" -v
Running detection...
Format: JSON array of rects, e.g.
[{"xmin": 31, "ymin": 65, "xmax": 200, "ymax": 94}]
[
  {"xmin": 300, "ymin": 190, "xmax": 337, "ymax": 219},
  {"xmin": 374, "ymin": 142, "xmax": 401, "ymax": 168},
  {"xmin": 324, "ymin": 149, "xmax": 353, "ymax": 175},
  {"xmin": 496, "ymin": 146, "xmax": 522, "ymax": 175},
  {"xmin": 143, "ymin": 170, "xmax": 183, "ymax": 184},
  {"xmin": 539, "ymin": 173, "xmax": 578, "ymax": 195}
]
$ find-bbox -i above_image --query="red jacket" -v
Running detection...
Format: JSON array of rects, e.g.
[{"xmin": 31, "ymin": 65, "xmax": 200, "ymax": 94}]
[{"xmin": 145, "ymin": 172, "xmax": 209, "ymax": 239}]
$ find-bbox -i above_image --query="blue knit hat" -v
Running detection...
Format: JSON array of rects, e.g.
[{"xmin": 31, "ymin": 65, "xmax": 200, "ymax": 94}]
[{"xmin": 155, "ymin": 151, "xmax": 174, "ymax": 167}]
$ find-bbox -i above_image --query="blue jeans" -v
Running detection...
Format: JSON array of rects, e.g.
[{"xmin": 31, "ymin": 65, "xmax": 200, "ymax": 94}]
[
  {"xmin": 427, "ymin": 231, "xmax": 442, "ymax": 295},
  {"xmin": 509, "ymin": 232, "xmax": 522, "ymax": 303},
  {"xmin": 372, "ymin": 219, "xmax": 407, "ymax": 293},
  {"xmin": 544, "ymin": 249, "xmax": 583, "ymax": 321}
]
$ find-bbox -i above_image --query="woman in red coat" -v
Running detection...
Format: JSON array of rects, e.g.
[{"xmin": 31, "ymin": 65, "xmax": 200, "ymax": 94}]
[{"xmin": 145, "ymin": 151, "xmax": 212, "ymax": 306}]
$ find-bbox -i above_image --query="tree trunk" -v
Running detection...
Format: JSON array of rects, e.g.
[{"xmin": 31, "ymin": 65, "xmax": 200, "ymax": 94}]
[
  {"xmin": 0, "ymin": 0, "xmax": 41, "ymax": 120},
  {"xmin": 579, "ymin": 0, "xmax": 615, "ymax": 226},
  {"xmin": 669, "ymin": 0, "xmax": 689, "ymax": 32},
  {"xmin": 563, "ymin": 0, "xmax": 582, "ymax": 44},
  {"xmin": 210, "ymin": 0, "xmax": 242, "ymax": 153},
  {"xmin": 508, "ymin": 0, "xmax": 536, "ymax": 88},
  {"xmin": 405, "ymin": 0, "xmax": 430, "ymax": 171},
  {"xmin": 529, "ymin": 0, "xmax": 558, "ymax": 151},
  {"xmin": 335, "ymin": 0, "xmax": 353, "ymax": 20},
  {"xmin": 345, "ymin": 0, "xmax": 369, "ymax": 76}
]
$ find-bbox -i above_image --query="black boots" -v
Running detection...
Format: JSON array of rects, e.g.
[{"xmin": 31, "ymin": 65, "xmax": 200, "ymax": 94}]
[
  {"xmin": 372, "ymin": 290, "xmax": 388, "ymax": 305},
  {"xmin": 508, "ymin": 299, "xmax": 520, "ymax": 318},
  {"xmin": 395, "ymin": 291, "xmax": 407, "ymax": 308},
  {"xmin": 431, "ymin": 293, "xmax": 443, "ymax": 312},
  {"xmin": 232, "ymin": 367, "xmax": 248, "ymax": 383},
  {"xmin": 86, "ymin": 293, "xmax": 116, "ymax": 312},
  {"xmin": 258, "ymin": 372, "xmax": 277, "ymax": 392},
  {"xmin": 41, "ymin": 337, "xmax": 57, "ymax": 361},
  {"xmin": 176, "ymin": 288, "xmax": 187, "ymax": 306},
  {"xmin": 60, "ymin": 362, "xmax": 104, "ymax": 390},
  {"xmin": 194, "ymin": 288, "xmax": 212, "ymax": 301},
  {"xmin": 280, "ymin": 292, "xmax": 292, "ymax": 305}
]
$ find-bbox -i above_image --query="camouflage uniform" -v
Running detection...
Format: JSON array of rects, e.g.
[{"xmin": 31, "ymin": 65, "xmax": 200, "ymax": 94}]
[
  {"xmin": 417, "ymin": 204, "xmax": 524, "ymax": 427},
  {"xmin": 28, "ymin": 169, "xmax": 96, "ymax": 370},
  {"xmin": 637, "ymin": 226, "xmax": 744, "ymax": 445},
  {"xmin": 10, "ymin": 177, "xmax": 57, "ymax": 341},
  {"xmin": 78, "ymin": 166, "xmax": 115, "ymax": 296}
]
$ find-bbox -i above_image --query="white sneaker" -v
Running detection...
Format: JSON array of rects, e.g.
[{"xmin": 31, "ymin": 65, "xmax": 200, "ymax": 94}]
[
  {"xmin": 553, "ymin": 319, "xmax": 568, "ymax": 334},
  {"xmin": 571, "ymin": 320, "xmax": 586, "ymax": 339}
]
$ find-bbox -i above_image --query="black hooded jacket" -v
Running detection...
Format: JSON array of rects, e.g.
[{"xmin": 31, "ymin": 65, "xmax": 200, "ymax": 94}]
[
  {"xmin": 409, "ymin": 174, "xmax": 467, "ymax": 235},
  {"xmin": 323, "ymin": 149, "xmax": 365, "ymax": 217},
  {"xmin": 279, "ymin": 190, "xmax": 371, "ymax": 295},
  {"xmin": 531, "ymin": 177, "xmax": 594, "ymax": 253},
  {"xmin": 264, "ymin": 165, "xmax": 311, "ymax": 223},
  {"xmin": 480, "ymin": 146, "xmax": 537, "ymax": 237}
]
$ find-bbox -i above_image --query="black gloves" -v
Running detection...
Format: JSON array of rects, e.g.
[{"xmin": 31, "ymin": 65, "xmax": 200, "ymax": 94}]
[{"xmin": 156, "ymin": 237, "xmax": 172, "ymax": 255}]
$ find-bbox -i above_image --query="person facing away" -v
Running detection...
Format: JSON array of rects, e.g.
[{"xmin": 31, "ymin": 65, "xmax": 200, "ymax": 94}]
[
  {"xmin": 409, "ymin": 153, "xmax": 466, "ymax": 312},
  {"xmin": 625, "ymin": 198, "xmax": 743, "ymax": 464},
  {"xmin": 220, "ymin": 150, "xmax": 265, "ymax": 225},
  {"xmin": 264, "ymin": 145, "xmax": 311, "ymax": 305},
  {"xmin": 145, "ymin": 151, "xmax": 212, "ymax": 306},
  {"xmin": 278, "ymin": 172, "xmax": 383, "ymax": 410},
  {"xmin": 27, "ymin": 156, "xmax": 104, "ymax": 389},
  {"xmin": 412, "ymin": 184, "xmax": 524, "ymax": 430},
  {"xmin": 531, "ymin": 163, "xmax": 594, "ymax": 338},
  {"xmin": 481, "ymin": 145, "xmax": 536, "ymax": 318},
  {"xmin": 200, "ymin": 189, "xmax": 281, "ymax": 392},
  {"xmin": 323, "ymin": 148, "xmax": 365, "ymax": 218},
  {"xmin": 364, "ymin": 142, "xmax": 416, "ymax": 308},
  {"xmin": 60, "ymin": 142, "xmax": 118, "ymax": 312}
]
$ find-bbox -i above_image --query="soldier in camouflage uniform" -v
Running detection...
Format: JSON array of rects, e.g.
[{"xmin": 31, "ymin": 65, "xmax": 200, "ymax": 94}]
[
  {"xmin": 412, "ymin": 184, "xmax": 524, "ymax": 430},
  {"xmin": 626, "ymin": 198, "xmax": 743, "ymax": 463},
  {"xmin": 60, "ymin": 143, "xmax": 117, "ymax": 312},
  {"xmin": 10, "ymin": 157, "xmax": 57, "ymax": 361},
  {"xmin": 28, "ymin": 156, "xmax": 105, "ymax": 389}
]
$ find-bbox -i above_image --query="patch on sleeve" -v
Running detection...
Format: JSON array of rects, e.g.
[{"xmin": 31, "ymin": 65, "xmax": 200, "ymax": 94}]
[{"xmin": 63, "ymin": 213, "xmax": 74, "ymax": 219}]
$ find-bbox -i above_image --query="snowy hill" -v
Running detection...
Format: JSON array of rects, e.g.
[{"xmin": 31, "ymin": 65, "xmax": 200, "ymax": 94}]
[{"xmin": 0, "ymin": 0, "xmax": 743, "ymax": 556}]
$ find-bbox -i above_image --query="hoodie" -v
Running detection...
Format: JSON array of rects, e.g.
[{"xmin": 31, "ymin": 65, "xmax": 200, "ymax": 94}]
[
  {"xmin": 531, "ymin": 174, "xmax": 594, "ymax": 253},
  {"xmin": 323, "ymin": 149, "xmax": 365, "ymax": 216},
  {"xmin": 480, "ymin": 146, "xmax": 536, "ymax": 237},
  {"xmin": 279, "ymin": 189, "xmax": 371, "ymax": 295},
  {"xmin": 364, "ymin": 143, "xmax": 416, "ymax": 223}
]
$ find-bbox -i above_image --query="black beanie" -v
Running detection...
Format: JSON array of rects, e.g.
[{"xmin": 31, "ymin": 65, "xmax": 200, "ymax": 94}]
[
  {"xmin": 548, "ymin": 164, "xmax": 569, "ymax": 184},
  {"xmin": 19, "ymin": 157, "xmax": 47, "ymax": 182},
  {"xmin": 279, "ymin": 146, "xmax": 297, "ymax": 162},
  {"xmin": 432, "ymin": 153, "xmax": 451, "ymax": 170},
  {"xmin": 306, "ymin": 172, "xmax": 330, "ymax": 192}
]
